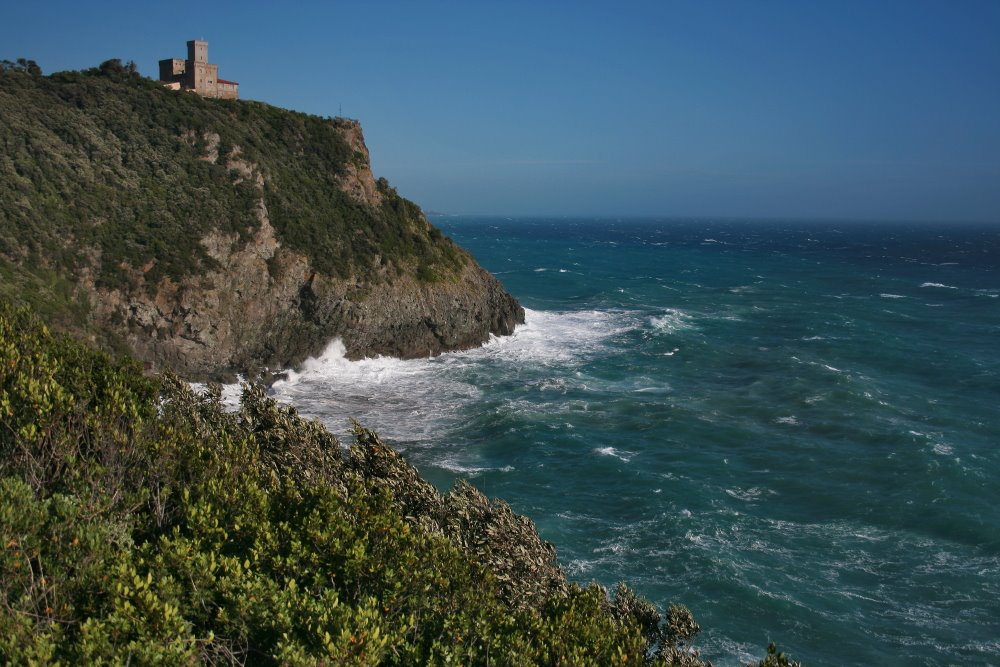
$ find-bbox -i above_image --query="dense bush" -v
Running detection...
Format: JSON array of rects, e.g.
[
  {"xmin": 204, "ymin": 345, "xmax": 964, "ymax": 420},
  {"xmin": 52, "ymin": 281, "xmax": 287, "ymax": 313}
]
[{"xmin": 0, "ymin": 303, "xmax": 746, "ymax": 665}]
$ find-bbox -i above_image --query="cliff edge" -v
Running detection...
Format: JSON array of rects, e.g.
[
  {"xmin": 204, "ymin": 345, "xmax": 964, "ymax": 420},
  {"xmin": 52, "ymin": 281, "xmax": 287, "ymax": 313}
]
[{"xmin": 0, "ymin": 62, "xmax": 524, "ymax": 379}]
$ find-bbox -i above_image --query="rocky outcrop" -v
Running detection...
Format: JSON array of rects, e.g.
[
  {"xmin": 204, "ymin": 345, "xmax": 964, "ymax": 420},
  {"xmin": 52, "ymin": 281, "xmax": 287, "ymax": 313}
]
[
  {"xmin": 332, "ymin": 118, "xmax": 383, "ymax": 208},
  {"xmin": 82, "ymin": 122, "xmax": 523, "ymax": 381},
  {"xmin": 85, "ymin": 219, "xmax": 523, "ymax": 381}
]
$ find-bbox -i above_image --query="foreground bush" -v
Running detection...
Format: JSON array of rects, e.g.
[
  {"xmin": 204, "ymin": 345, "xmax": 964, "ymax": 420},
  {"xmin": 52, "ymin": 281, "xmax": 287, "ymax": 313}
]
[
  {"xmin": 4, "ymin": 304, "xmax": 806, "ymax": 665},
  {"xmin": 1, "ymin": 303, "xmax": 739, "ymax": 665}
]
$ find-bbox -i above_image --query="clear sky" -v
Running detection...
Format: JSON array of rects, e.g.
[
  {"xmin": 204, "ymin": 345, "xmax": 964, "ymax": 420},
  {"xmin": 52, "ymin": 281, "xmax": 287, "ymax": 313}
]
[{"xmin": 4, "ymin": 1, "xmax": 999, "ymax": 222}]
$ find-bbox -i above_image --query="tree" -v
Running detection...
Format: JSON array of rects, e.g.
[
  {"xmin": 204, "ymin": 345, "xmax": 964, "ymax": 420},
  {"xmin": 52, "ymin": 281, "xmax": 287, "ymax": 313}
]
[{"xmin": 0, "ymin": 58, "xmax": 42, "ymax": 76}]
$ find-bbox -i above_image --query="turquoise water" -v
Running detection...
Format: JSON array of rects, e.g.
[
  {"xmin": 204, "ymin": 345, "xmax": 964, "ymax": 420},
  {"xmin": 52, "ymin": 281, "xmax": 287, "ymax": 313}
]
[{"xmin": 271, "ymin": 218, "xmax": 1000, "ymax": 665}]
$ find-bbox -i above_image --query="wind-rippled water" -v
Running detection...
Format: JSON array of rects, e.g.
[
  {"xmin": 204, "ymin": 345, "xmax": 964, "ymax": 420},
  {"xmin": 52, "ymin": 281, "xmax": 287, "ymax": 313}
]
[{"xmin": 270, "ymin": 218, "xmax": 1000, "ymax": 666}]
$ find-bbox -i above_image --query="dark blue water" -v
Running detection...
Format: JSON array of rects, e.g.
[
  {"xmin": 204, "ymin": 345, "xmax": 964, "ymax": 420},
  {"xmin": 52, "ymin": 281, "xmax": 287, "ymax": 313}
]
[{"xmin": 271, "ymin": 218, "xmax": 1000, "ymax": 665}]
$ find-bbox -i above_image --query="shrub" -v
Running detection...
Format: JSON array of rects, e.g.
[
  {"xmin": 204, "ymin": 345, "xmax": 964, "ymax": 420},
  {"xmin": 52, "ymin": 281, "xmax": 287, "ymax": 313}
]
[{"xmin": 1, "ymin": 303, "xmax": 741, "ymax": 665}]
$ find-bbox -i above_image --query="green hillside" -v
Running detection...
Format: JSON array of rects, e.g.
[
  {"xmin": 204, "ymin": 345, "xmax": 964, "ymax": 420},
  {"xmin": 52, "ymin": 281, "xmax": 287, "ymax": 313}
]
[{"xmin": 0, "ymin": 59, "xmax": 464, "ymax": 316}]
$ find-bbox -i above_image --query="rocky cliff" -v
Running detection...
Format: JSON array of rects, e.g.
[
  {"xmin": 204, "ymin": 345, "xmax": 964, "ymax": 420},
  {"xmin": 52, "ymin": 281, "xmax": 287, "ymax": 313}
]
[
  {"xmin": 84, "ymin": 121, "xmax": 522, "ymax": 379},
  {"xmin": 0, "ymin": 63, "xmax": 523, "ymax": 380}
]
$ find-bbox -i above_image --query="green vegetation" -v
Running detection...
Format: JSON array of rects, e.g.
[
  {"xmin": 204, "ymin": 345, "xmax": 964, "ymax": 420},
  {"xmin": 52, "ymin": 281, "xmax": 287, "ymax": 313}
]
[
  {"xmin": 0, "ymin": 60, "xmax": 466, "ymax": 306},
  {"xmin": 1, "ymin": 303, "xmax": 755, "ymax": 665}
]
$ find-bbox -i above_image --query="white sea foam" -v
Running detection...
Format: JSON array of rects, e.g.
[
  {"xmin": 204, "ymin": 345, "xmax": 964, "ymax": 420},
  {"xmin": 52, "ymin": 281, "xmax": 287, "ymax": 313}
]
[
  {"xmin": 920, "ymin": 282, "xmax": 958, "ymax": 289},
  {"xmin": 477, "ymin": 308, "xmax": 635, "ymax": 365},
  {"xmin": 880, "ymin": 293, "xmax": 907, "ymax": 299},
  {"xmin": 649, "ymin": 308, "xmax": 695, "ymax": 334},
  {"xmin": 725, "ymin": 486, "xmax": 775, "ymax": 502},
  {"xmin": 268, "ymin": 308, "xmax": 631, "ymax": 447},
  {"xmin": 436, "ymin": 460, "xmax": 515, "ymax": 475},
  {"xmin": 566, "ymin": 559, "xmax": 596, "ymax": 575},
  {"xmin": 594, "ymin": 446, "xmax": 634, "ymax": 462},
  {"xmin": 932, "ymin": 442, "xmax": 954, "ymax": 456},
  {"xmin": 188, "ymin": 379, "xmax": 244, "ymax": 411},
  {"xmin": 775, "ymin": 416, "xmax": 800, "ymax": 425}
]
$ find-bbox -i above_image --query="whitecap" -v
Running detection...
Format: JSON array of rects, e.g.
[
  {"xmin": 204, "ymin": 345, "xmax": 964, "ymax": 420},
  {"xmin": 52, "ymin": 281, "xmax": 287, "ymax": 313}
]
[
  {"xmin": 478, "ymin": 308, "xmax": 637, "ymax": 366},
  {"xmin": 594, "ymin": 446, "xmax": 634, "ymax": 462},
  {"xmin": 880, "ymin": 293, "xmax": 907, "ymax": 299},
  {"xmin": 435, "ymin": 460, "xmax": 515, "ymax": 475},
  {"xmin": 775, "ymin": 416, "xmax": 800, "ymax": 425},
  {"xmin": 725, "ymin": 486, "xmax": 774, "ymax": 502},
  {"xmin": 537, "ymin": 378, "xmax": 569, "ymax": 392},
  {"xmin": 932, "ymin": 443, "xmax": 954, "ymax": 456},
  {"xmin": 594, "ymin": 542, "xmax": 627, "ymax": 555},
  {"xmin": 633, "ymin": 386, "xmax": 671, "ymax": 394},
  {"xmin": 920, "ymin": 282, "xmax": 958, "ymax": 289},
  {"xmin": 649, "ymin": 308, "xmax": 695, "ymax": 334},
  {"xmin": 566, "ymin": 559, "xmax": 596, "ymax": 575}
]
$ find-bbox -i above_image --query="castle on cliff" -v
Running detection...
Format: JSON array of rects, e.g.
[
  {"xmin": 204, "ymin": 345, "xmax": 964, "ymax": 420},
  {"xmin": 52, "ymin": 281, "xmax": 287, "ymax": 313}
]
[{"xmin": 158, "ymin": 40, "xmax": 239, "ymax": 99}]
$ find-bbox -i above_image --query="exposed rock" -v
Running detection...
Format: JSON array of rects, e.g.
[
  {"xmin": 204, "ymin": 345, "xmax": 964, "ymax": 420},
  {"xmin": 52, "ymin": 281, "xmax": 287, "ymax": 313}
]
[
  {"xmin": 332, "ymin": 118, "xmax": 383, "ymax": 208},
  {"xmin": 81, "ymin": 126, "xmax": 523, "ymax": 381}
]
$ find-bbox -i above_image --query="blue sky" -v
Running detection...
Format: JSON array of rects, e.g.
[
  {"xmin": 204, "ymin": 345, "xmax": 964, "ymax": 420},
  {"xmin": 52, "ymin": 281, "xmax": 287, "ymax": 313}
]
[{"xmin": 4, "ymin": 1, "xmax": 999, "ymax": 221}]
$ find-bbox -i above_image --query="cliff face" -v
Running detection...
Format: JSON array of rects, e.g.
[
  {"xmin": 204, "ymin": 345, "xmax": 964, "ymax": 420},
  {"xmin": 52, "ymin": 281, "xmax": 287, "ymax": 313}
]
[
  {"xmin": 81, "ymin": 121, "xmax": 522, "ymax": 380},
  {"xmin": 0, "ymin": 67, "xmax": 523, "ymax": 380},
  {"xmin": 91, "ymin": 199, "xmax": 523, "ymax": 380}
]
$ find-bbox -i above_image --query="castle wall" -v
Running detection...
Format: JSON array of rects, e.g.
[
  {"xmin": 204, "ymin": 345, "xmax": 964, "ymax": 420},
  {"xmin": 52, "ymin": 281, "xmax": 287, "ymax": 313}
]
[
  {"xmin": 217, "ymin": 80, "xmax": 239, "ymax": 100},
  {"xmin": 159, "ymin": 40, "xmax": 238, "ymax": 99},
  {"xmin": 158, "ymin": 58, "xmax": 186, "ymax": 83},
  {"xmin": 192, "ymin": 62, "xmax": 219, "ymax": 97}
]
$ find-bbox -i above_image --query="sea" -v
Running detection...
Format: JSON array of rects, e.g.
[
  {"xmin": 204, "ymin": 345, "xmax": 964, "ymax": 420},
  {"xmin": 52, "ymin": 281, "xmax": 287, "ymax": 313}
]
[{"xmin": 268, "ymin": 217, "xmax": 1000, "ymax": 666}]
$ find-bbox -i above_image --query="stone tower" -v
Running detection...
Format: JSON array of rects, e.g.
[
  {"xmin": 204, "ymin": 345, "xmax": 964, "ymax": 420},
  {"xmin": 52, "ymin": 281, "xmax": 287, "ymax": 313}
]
[
  {"xmin": 158, "ymin": 40, "xmax": 239, "ymax": 99},
  {"xmin": 188, "ymin": 39, "xmax": 208, "ymax": 64}
]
